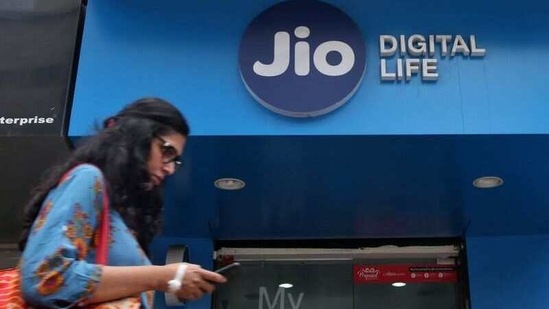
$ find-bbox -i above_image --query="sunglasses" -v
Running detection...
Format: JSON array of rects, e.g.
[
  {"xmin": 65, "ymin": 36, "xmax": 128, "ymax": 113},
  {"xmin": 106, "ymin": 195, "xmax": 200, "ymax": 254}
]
[{"xmin": 155, "ymin": 135, "xmax": 182, "ymax": 169}]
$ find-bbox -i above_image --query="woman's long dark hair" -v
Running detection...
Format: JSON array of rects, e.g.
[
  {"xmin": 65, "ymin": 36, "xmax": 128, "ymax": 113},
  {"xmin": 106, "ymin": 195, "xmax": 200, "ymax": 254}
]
[{"xmin": 19, "ymin": 97, "xmax": 190, "ymax": 253}]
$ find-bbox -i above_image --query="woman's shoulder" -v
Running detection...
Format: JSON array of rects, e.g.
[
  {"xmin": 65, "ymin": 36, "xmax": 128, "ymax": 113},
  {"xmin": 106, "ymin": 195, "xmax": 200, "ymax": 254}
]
[{"xmin": 62, "ymin": 164, "xmax": 104, "ymax": 184}]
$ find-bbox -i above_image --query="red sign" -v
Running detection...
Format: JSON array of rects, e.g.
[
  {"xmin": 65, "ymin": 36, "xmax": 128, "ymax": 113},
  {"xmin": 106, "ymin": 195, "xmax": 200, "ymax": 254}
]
[{"xmin": 353, "ymin": 264, "xmax": 457, "ymax": 283}]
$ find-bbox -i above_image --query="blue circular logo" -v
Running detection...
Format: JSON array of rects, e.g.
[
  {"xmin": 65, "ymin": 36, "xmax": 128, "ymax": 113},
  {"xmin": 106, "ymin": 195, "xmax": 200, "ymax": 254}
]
[{"xmin": 239, "ymin": 0, "xmax": 366, "ymax": 118}]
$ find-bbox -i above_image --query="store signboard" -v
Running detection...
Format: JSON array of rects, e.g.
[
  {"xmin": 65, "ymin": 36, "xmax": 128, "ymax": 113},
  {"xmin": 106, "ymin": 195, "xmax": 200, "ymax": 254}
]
[
  {"xmin": 0, "ymin": 3, "xmax": 80, "ymax": 136},
  {"xmin": 354, "ymin": 264, "xmax": 457, "ymax": 283},
  {"xmin": 239, "ymin": 0, "xmax": 366, "ymax": 118}
]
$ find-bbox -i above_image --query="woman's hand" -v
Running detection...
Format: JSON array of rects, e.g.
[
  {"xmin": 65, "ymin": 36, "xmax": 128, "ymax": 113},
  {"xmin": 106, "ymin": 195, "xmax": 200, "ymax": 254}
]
[
  {"xmin": 166, "ymin": 263, "xmax": 227, "ymax": 301},
  {"xmin": 74, "ymin": 263, "xmax": 227, "ymax": 305}
]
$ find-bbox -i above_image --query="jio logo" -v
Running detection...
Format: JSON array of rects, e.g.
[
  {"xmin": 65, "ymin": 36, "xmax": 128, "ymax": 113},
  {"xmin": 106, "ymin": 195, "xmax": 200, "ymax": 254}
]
[{"xmin": 239, "ymin": 0, "xmax": 366, "ymax": 118}]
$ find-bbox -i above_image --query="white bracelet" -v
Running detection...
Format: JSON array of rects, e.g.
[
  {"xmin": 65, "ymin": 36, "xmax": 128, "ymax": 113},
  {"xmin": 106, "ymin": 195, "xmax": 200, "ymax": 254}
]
[{"xmin": 167, "ymin": 264, "xmax": 188, "ymax": 294}]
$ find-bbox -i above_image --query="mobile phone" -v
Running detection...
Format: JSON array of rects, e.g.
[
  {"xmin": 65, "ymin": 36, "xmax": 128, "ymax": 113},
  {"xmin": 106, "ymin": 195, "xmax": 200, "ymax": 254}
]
[{"xmin": 215, "ymin": 262, "xmax": 241, "ymax": 274}]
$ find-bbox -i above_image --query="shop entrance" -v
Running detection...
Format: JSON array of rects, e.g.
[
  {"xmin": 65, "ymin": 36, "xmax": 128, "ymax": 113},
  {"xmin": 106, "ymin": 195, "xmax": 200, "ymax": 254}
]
[{"xmin": 213, "ymin": 243, "xmax": 467, "ymax": 309}]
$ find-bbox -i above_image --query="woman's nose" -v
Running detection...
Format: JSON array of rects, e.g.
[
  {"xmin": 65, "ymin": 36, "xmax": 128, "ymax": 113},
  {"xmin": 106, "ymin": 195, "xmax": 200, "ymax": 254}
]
[{"xmin": 162, "ymin": 162, "xmax": 176, "ymax": 175}]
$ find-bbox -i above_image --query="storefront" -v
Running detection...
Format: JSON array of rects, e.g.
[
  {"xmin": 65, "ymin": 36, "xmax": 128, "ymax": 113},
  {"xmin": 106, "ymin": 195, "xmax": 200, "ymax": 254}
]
[
  {"xmin": 3, "ymin": 0, "xmax": 548, "ymax": 308},
  {"xmin": 210, "ymin": 243, "xmax": 467, "ymax": 309}
]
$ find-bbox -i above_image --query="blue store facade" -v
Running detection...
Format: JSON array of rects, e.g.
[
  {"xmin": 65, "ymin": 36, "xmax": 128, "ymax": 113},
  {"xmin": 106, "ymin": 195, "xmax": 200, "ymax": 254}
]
[{"xmin": 65, "ymin": 0, "xmax": 549, "ymax": 308}]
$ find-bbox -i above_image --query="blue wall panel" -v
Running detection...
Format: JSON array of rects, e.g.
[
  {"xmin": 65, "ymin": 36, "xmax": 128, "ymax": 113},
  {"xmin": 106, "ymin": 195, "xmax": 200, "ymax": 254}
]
[
  {"xmin": 467, "ymin": 235, "xmax": 549, "ymax": 309},
  {"xmin": 71, "ymin": 0, "xmax": 549, "ymax": 137}
]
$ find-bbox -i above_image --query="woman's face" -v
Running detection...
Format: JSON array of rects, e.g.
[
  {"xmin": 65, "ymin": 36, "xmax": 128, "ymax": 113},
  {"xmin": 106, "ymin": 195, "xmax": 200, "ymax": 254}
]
[{"xmin": 148, "ymin": 132, "xmax": 187, "ymax": 186}]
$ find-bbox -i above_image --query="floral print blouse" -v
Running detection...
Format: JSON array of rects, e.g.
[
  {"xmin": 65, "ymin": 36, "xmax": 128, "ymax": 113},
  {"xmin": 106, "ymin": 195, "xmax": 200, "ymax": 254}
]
[{"xmin": 20, "ymin": 164, "xmax": 153, "ymax": 308}]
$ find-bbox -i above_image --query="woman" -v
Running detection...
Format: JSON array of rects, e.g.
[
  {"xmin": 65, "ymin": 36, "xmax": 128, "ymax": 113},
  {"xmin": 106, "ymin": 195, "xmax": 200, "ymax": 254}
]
[{"xmin": 18, "ymin": 97, "xmax": 225, "ymax": 308}]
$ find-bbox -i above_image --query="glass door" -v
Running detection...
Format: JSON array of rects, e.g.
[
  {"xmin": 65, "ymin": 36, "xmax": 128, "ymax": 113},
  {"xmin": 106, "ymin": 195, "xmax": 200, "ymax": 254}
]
[{"xmin": 213, "ymin": 245, "xmax": 465, "ymax": 309}]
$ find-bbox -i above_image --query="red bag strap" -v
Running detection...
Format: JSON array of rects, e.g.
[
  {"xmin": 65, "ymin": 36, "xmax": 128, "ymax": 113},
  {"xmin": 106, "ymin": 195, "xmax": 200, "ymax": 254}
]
[
  {"xmin": 95, "ymin": 183, "xmax": 110, "ymax": 265},
  {"xmin": 60, "ymin": 164, "xmax": 110, "ymax": 265}
]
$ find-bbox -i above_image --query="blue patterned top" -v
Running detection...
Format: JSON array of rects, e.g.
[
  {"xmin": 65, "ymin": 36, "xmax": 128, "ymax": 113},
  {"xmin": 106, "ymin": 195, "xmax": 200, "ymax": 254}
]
[{"xmin": 20, "ymin": 164, "xmax": 154, "ymax": 308}]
